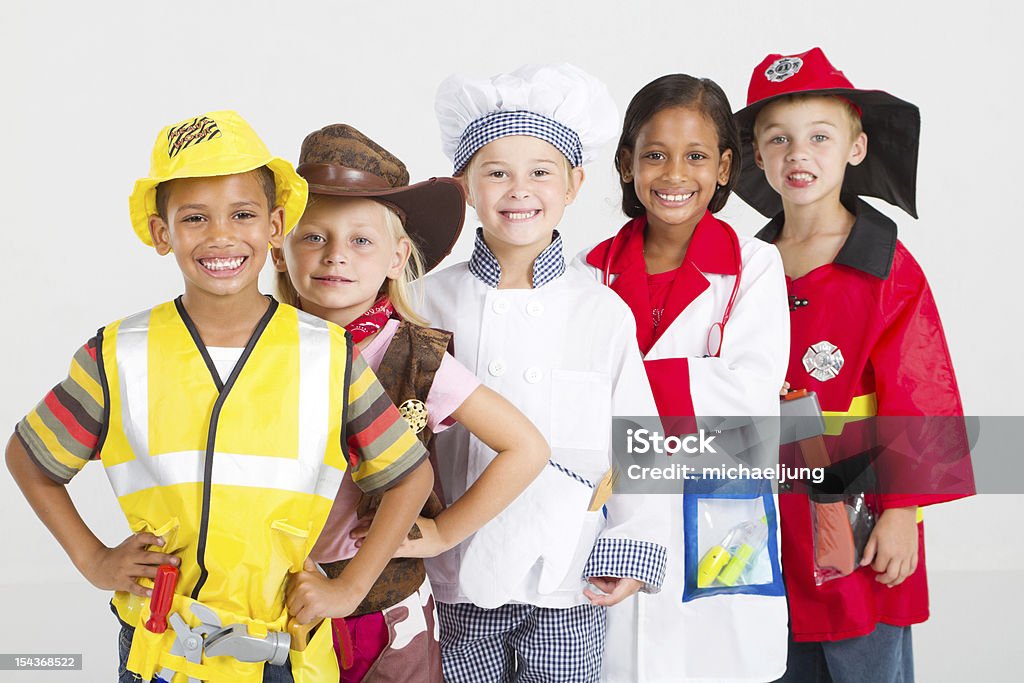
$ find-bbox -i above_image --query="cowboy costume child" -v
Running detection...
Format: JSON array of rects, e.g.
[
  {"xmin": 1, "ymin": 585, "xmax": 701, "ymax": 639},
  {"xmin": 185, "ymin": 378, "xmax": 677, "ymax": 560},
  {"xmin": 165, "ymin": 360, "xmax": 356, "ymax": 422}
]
[{"xmin": 274, "ymin": 123, "xmax": 548, "ymax": 682}]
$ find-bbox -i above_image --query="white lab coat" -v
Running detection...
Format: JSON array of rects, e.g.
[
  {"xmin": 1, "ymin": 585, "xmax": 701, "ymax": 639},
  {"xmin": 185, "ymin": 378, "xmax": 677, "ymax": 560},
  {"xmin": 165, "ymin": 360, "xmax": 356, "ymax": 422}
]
[
  {"xmin": 575, "ymin": 224, "xmax": 791, "ymax": 683},
  {"xmin": 414, "ymin": 264, "xmax": 670, "ymax": 609}
]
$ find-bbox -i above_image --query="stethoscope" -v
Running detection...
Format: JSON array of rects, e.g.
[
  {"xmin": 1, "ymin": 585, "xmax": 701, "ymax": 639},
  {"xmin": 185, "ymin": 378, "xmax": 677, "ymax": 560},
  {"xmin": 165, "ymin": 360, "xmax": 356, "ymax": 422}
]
[{"xmin": 602, "ymin": 225, "xmax": 742, "ymax": 358}]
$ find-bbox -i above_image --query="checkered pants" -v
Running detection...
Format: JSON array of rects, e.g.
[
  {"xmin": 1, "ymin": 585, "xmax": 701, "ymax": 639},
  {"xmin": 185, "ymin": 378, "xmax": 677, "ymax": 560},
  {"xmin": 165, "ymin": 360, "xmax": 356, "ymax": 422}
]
[{"xmin": 437, "ymin": 602, "xmax": 606, "ymax": 683}]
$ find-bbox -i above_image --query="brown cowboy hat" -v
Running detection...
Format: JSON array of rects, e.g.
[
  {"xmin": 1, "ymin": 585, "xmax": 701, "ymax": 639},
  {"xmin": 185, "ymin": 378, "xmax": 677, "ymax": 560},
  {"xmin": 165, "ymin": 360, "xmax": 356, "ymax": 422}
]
[{"xmin": 297, "ymin": 124, "xmax": 466, "ymax": 273}]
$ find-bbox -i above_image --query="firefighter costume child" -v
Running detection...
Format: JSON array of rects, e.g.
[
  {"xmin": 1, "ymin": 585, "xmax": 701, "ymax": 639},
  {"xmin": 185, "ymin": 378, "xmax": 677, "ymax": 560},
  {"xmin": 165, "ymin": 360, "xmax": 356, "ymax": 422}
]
[
  {"xmin": 6, "ymin": 111, "xmax": 432, "ymax": 683},
  {"xmin": 735, "ymin": 48, "xmax": 975, "ymax": 681}
]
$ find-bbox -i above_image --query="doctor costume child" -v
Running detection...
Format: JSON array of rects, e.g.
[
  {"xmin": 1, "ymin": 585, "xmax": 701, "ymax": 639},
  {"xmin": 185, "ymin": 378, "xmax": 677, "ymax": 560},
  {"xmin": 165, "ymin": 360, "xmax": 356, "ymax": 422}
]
[
  {"xmin": 417, "ymin": 64, "xmax": 669, "ymax": 683},
  {"xmin": 577, "ymin": 74, "xmax": 791, "ymax": 682}
]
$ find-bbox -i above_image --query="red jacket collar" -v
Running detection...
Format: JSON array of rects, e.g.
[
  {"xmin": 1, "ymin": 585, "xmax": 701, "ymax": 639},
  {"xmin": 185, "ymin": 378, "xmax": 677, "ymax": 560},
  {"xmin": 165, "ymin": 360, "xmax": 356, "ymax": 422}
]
[
  {"xmin": 586, "ymin": 211, "xmax": 740, "ymax": 277},
  {"xmin": 587, "ymin": 212, "xmax": 740, "ymax": 355}
]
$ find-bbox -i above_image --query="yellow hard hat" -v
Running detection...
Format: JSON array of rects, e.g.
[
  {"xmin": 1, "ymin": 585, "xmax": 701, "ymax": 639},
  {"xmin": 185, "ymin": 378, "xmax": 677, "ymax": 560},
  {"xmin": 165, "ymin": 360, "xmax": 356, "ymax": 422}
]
[{"xmin": 128, "ymin": 110, "xmax": 308, "ymax": 246}]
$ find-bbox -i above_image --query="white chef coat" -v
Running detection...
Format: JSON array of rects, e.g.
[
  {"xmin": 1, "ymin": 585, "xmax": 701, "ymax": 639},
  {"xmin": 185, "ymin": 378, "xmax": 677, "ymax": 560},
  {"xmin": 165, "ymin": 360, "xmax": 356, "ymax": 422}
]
[{"xmin": 414, "ymin": 244, "xmax": 670, "ymax": 611}]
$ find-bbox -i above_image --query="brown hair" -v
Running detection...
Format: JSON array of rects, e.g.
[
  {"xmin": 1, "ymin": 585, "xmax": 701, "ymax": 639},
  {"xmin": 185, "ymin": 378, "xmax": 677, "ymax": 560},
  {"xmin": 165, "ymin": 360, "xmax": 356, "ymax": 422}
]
[
  {"xmin": 276, "ymin": 197, "xmax": 428, "ymax": 327},
  {"xmin": 616, "ymin": 75, "xmax": 741, "ymax": 217}
]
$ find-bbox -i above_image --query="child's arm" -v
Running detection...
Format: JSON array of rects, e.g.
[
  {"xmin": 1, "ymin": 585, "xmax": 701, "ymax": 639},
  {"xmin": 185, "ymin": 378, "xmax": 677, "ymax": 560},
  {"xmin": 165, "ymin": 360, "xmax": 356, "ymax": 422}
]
[
  {"xmin": 583, "ymin": 311, "xmax": 671, "ymax": 607},
  {"xmin": 286, "ymin": 460, "xmax": 433, "ymax": 624},
  {"xmin": 6, "ymin": 435, "xmax": 178, "ymax": 596},
  {"xmin": 373, "ymin": 385, "xmax": 549, "ymax": 558},
  {"xmin": 286, "ymin": 349, "xmax": 432, "ymax": 625}
]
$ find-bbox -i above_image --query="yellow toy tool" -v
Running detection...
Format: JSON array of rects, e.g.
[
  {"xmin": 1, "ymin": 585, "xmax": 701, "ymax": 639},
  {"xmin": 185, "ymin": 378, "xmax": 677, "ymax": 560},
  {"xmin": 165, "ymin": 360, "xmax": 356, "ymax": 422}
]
[{"xmin": 698, "ymin": 516, "xmax": 769, "ymax": 588}]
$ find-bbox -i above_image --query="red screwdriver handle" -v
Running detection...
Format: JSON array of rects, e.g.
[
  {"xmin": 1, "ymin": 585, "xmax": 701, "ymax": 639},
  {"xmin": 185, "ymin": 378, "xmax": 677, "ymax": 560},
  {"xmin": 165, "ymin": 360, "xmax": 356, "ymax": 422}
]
[
  {"xmin": 334, "ymin": 618, "xmax": 354, "ymax": 670},
  {"xmin": 145, "ymin": 564, "xmax": 179, "ymax": 633}
]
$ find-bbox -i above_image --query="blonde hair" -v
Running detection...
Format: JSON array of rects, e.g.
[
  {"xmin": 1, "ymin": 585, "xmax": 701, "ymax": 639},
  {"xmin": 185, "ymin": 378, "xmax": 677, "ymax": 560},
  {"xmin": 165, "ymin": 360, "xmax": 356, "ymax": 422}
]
[
  {"xmin": 276, "ymin": 197, "xmax": 428, "ymax": 327},
  {"xmin": 753, "ymin": 93, "xmax": 863, "ymax": 139}
]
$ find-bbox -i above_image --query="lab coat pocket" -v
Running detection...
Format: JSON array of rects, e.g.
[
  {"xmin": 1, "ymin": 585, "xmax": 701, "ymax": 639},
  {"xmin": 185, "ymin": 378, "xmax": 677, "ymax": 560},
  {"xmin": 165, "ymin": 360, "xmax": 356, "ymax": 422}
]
[
  {"xmin": 459, "ymin": 464, "xmax": 592, "ymax": 606},
  {"xmin": 550, "ymin": 369, "xmax": 612, "ymax": 467},
  {"xmin": 681, "ymin": 478, "xmax": 784, "ymax": 602}
]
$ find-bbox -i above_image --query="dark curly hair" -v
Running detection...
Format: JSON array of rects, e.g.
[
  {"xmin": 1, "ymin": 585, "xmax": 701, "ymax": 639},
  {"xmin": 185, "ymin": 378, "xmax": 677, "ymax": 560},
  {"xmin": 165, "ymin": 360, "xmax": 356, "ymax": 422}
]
[{"xmin": 615, "ymin": 75, "xmax": 741, "ymax": 217}]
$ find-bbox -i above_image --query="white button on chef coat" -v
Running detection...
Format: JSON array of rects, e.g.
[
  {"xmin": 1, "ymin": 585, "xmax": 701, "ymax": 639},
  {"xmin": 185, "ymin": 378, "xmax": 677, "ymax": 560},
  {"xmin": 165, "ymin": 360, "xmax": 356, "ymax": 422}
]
[
  {"xmin": 526, "ymin": 301, "xmax": 545, "ymax": 317},
  {"xmin": 492, "ymin": 299, "xmax": 510, "ymax": 314},
  {"xmin": 524, "ymin": 367, "xmax": 543, "ymax": 383},
  {"xmin": 488, "ymin": 359, "xmax": 506, "ymax": 377},
  {"xmin": 414, "ymin": 263, "xmax": 667, "ymax": 612}
]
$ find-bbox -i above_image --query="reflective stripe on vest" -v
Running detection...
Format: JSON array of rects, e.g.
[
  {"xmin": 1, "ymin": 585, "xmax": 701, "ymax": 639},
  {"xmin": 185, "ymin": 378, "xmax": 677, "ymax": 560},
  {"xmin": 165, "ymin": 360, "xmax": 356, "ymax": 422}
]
[
  {"xmin": 104, "ymin": 305, "xmax": 343, "ymax": 500},
  {"xmin": 98, "ymin": 299, "xmax": 349, "ymax": 683}
]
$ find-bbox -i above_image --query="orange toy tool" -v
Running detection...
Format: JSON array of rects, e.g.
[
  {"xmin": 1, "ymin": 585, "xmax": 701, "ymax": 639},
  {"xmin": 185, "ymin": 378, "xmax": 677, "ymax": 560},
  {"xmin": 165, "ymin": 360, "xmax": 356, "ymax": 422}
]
[
  {"xmin": 145, "ymin": 564, "xmax": 179, "ymax": 633},
  {"xmin": 288, "ymin": 617, "xmax": 354, "ymax": 670},
  {"xmin": 783, "ymin": 390, "xmax": 862, "ymax": 581}
]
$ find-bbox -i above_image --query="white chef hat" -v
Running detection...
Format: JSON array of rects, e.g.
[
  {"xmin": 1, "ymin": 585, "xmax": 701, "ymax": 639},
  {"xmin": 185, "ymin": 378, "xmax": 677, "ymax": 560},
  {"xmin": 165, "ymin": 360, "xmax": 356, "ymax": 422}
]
[{"xmin": 436, "ymin": 63, "xmax": 619, "ymax": 174}]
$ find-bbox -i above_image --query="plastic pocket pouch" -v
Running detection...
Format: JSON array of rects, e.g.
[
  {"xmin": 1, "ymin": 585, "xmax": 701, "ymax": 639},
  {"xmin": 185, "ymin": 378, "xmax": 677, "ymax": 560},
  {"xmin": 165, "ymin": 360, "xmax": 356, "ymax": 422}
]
[{"xmin": 682, "ymin": 477, "xmax": 784, "ymax": 602}]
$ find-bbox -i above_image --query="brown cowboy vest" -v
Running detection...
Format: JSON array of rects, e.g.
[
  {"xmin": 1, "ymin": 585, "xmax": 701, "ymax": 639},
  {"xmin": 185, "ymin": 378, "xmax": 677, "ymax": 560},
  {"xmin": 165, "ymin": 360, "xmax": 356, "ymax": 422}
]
[{"xmin": 322, "ymin": 322, "xmax": 452, "ymax": 615}]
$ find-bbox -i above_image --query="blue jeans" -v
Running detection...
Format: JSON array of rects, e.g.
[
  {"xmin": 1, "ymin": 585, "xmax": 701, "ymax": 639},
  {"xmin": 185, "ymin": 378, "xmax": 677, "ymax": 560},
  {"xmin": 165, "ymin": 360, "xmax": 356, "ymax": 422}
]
[
  {"xmin": 116, "ymin": 611, "xmax": 294, "ymax": 683},
  {"xmin": 775, "ymin": 623, "xmax": 914, "ymax": 683}
]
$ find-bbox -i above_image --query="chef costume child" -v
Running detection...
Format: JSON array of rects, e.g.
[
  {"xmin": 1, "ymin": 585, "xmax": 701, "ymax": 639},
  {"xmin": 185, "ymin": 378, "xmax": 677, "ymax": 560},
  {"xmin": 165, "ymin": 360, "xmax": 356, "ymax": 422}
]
[
  {"xmin": 577, "ymin": 74, "xmax": 791, "ymax": 682},
  {"xmin": 6, "ymin": 111, "xmax": 432, "ymax": 683},
  {"xmin": 736, "ymin": 47, "xmax": 975, "ymax": 682},
  {"xmin": 418, "ymin": 63, "xmax": 669, "ymax": 683}
]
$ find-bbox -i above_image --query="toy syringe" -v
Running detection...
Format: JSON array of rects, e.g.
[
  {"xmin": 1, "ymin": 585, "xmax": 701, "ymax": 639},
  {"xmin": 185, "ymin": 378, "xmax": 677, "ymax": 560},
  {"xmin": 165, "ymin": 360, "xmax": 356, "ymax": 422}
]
[{"xmin": 697, "ymin": 516, "xmax": 769, "ymax": 588}]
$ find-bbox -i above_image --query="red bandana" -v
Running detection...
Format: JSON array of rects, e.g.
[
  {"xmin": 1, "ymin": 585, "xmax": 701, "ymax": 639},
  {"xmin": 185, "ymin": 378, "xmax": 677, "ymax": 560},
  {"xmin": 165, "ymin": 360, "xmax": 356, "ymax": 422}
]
[{"xmin": 345, "ymin": 297, "xmax": 395, "ymax": 343}]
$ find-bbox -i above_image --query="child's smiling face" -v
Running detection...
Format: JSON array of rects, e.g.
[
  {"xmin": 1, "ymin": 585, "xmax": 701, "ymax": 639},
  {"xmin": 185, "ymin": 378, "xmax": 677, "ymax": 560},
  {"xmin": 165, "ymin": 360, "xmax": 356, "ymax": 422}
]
[
  {"xmin": 148, "ymin": 171, "xmax": 283, "ymax": 302},
  {"xmin": 752, "ymin": 96, "xmax": 867, "ymax": 211},
  {"xmin": 463, "ymin": 136, "xmax": 583, "ymax": 258},
  {"xmin": 619, "ymin": 106, "xmax": 732, "ymax": 237},
  {"xmin": 275, "ymin": 196, "xmax": 409, "ymax": 327}
]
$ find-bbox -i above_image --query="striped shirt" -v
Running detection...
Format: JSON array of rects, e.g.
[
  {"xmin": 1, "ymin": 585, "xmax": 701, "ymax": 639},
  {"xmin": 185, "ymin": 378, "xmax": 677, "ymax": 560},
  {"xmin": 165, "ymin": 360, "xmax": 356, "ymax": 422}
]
[{"xmin": 16, "ymin": 336, "xmax": 426, "ymax": 494}]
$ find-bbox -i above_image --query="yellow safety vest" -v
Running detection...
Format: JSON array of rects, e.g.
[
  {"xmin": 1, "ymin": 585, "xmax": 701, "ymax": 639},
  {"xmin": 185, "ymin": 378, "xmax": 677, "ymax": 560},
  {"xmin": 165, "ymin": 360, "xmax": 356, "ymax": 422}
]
[{"xmin": 98, "ymin": 298, "xmax": 346, "ymax": 682}]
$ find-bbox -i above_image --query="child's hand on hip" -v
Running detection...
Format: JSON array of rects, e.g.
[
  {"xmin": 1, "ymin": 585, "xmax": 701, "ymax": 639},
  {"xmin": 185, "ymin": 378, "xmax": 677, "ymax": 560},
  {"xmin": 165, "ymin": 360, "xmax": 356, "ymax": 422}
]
[
  {"xmin": 393, "ymin": 516, "xmax": 449, "ymax": 558},
  {"xmin": 350, "ymin": 515, "xmax": 450, "ymax": 558},
  {"xmin": 82, "ymin": 533, "xmax": 179, "ymax": 597},
  {"xmin": 286, "ymin": 558, "xmax": 361, "ymax": 624},
  {"xmin": 584, "ymin": 577, "xmax": 643, "ymax": 606},
  {"xmin": 860, "ymin": 506, "xmax": 919, "ymax": 587}
]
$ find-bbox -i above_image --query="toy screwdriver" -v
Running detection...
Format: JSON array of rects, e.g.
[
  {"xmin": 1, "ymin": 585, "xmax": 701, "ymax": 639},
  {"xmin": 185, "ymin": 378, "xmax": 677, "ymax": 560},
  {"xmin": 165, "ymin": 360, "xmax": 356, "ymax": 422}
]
[{"xmin": 145, "ymin": 564, "xmax": 179, "ymax": 633}]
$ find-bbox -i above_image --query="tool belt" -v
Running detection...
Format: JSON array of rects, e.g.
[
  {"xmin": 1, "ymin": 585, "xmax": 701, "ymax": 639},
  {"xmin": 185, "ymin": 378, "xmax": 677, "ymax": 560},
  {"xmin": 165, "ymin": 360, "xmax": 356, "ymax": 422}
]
[{"xmin": 130, "ymin": 593, "xmax": 291, "ymax": 683}]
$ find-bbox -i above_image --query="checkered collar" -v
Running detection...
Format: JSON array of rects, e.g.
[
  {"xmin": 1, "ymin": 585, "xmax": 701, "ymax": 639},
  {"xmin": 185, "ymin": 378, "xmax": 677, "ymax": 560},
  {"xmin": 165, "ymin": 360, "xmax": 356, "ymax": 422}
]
[{"xmin": 468, "ymin": 227, "xmax": 566, "ymax": 288}]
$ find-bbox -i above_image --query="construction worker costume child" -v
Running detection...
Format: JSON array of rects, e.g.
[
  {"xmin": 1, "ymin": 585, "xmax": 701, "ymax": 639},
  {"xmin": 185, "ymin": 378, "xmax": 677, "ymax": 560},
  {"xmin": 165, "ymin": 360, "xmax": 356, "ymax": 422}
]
[{"xmin": 9, "ymin": 111, "xmax": 430, "ymax": 683}]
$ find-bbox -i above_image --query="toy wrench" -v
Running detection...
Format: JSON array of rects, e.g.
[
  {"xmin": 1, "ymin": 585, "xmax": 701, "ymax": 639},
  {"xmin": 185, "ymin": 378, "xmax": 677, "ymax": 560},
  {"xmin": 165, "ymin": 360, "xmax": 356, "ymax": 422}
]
[{"xmin": 155, "ymin": 603, "xmax": 221, "ymax": 683}]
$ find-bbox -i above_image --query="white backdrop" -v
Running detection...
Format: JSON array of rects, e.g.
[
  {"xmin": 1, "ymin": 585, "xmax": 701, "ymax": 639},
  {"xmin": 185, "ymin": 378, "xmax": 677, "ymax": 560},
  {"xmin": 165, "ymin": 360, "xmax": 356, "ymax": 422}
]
[{"xmin": 1, "ymin": 1, "xmax": 1021, "ymax": 680}]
